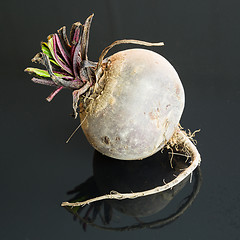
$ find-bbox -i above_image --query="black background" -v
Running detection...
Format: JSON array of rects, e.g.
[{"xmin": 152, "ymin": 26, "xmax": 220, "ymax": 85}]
[{"xmin": 1, "ymin": 0, "xmax": 240, "ymax": 239}]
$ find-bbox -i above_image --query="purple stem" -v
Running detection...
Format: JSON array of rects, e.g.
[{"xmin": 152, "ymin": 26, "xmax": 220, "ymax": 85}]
[
  {"xmin": 80, "ymin": 14, "xmax": 94, "ymax": 61},
  {"xmin": 71, "ymin": 27, "xmax": 81, "ymax": 60},
  {"xmin": 52, "ymin": 71, "xmax": 74, "ymax": 80},
  {"xmin": 79, "ymin": 68, "xmax": 88, "ymax": 83},
  {"xmin": 52, "ymin": 35, "xmax": 73, "ymax": 75},
  {"xmin": 57, "ymin": 26, "xmax": 71, "ymax": 53},
  {"xmin": 54, "ymin": 34, "xmax": 71, "ymax": 66},
  {"xmin": 46, "ymin": 86, "xmax": 63, "ymax": 102},
  {"xmin": 72, "ymin": 37, "xmax": 81, "ymax": 79},
  {"xmin": 31, "ymin": 77, "xmax": 57, "ymax": 87},
  {"xmin": 43, "ymin": 53, "xmax": 82, "ymax": 89}
]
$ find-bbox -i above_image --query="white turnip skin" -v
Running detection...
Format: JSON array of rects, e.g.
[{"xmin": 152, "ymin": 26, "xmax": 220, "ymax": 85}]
[{"xmin": 80, "ymin": 48, "xmax": 185, "ymax": 160}]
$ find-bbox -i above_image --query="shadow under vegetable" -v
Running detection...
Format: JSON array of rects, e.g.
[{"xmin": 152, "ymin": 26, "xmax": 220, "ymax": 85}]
[{"xmin": 64, "ymin": 149, "xmax": 202, "ymax": 231}]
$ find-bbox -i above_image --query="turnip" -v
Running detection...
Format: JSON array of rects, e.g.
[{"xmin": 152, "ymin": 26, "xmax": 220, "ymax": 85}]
[
  {"xmin": 25, "ymin": 14, "xmax": 201, "ymax": 206},
  {"xmin": 80, "ymin": 48, "xmax": 184, "ymax": 160}
]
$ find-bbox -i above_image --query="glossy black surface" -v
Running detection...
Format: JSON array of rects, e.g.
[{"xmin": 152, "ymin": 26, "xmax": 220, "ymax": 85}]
[
  {"xmin": 1, "ymin": 0, "xmax": 240, "ymax": 239},
  {"xmin": 64, "ymin": 149, "xmax": 201, "ymax": 231}
]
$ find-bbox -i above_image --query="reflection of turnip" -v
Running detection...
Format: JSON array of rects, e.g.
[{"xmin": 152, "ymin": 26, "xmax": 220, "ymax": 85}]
[
  {"xmin": 65, "ymin": 151, "xmax": 201, "ymax": 230},
  {"xmin": 25, "ymin": 14, "xmax": 201, "ymax": 205},
  {"xmin": 93, "ymin": 150, "xmax": 189, "ymax": 217}
]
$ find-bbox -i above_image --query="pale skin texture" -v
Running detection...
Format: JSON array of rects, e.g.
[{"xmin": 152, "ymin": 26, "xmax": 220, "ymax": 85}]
[{"xmin": 80, "ymin": 49, "xmax": 185, "ymax": 160}]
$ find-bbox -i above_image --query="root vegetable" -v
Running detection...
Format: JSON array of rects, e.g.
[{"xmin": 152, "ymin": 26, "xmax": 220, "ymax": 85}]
[
  {"xmin": 81, "ymin": 48, "xmax": 184, "ymax": 160},
  {"xmin": 25, "ymin": 14, "xmax": 201, "ymax": 206}
]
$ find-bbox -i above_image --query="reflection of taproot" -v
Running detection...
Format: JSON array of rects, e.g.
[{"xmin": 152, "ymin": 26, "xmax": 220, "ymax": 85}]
[
  {"xmin": 62, "ymin": 129, "xmax": 201, "ymax": 207},
  {"xmin": 66, "ymin": 167, "xmax": 202, "ymax": 231}
]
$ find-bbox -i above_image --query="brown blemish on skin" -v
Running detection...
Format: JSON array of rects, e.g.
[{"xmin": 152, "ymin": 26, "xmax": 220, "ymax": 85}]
[
  {"xmin": 109, "ymin": 97, "xmax": 116, "ymax": 105},
  {"xmin": 149, "ymin": 110, "xmax": 160, "ymax": 128},
  {"xmin": 149, "ymin": 111, "xmax": 155, "ymax": 120},
  {"xmin": 175, "ymin": 83, "xmax": 180, "ymax": 97},
  {"xmin": 164, "ymin": 119, "xmax": 169, "ymax": 128},
  {"xmin": 115, "ymin": 136, "xmax": 120, "ymax": 141},
  {"xmin": 103, "ymin": 136, "xmax": 110, "ymax": 144}
]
